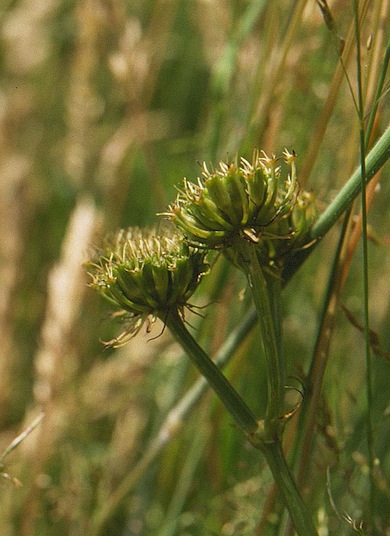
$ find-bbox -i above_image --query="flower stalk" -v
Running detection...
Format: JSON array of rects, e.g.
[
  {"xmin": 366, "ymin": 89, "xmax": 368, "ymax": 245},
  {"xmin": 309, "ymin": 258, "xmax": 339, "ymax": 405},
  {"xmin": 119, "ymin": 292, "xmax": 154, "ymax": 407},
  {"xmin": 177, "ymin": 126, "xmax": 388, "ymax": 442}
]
[
  {"xmin": 232, "ymin": 237, "xmax": 285, "ymax": 426},
  {"xmin": 226, "ymin": 236, "xmax": 319, "ymax": 534},
  {"xmin": 261, "ymin": 441, "xmax": 318, "ymax": 536},
  {"xmin": 166, "ymin": 308, "xmax": 318, "ymax": 536},
  {"xmin": 164, "ymin": 308, "xmax": 259, "ymax": 435}
]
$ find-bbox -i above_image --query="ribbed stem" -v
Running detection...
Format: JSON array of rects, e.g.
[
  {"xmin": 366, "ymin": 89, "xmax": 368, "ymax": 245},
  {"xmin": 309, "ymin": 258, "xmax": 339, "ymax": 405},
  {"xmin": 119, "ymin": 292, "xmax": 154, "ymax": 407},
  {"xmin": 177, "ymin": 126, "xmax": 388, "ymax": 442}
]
[
  {"xmin": 164, "ymin": 308, "xmax": 259, "ymax": 434},
  {"xmin": 229, "ymin": 240, "xmax": 318, "ymax": 535},
  {"xmin": 282, "ymin": 126, "xmax": 390, "ymax": 284},
  {"xmin": 165, "ymin": 308, "xmax": 318, "ymax": 535},
  {"xmin": 233, "ymin": 239, "xmax": 284, "ymax": 423},
  {"xmin": 261, "ymin": 441, "xmax": 318, "ymax": 536},
  {"xmin": 311, "ymin": 125, "xmax": 390, "ymax": 240}
]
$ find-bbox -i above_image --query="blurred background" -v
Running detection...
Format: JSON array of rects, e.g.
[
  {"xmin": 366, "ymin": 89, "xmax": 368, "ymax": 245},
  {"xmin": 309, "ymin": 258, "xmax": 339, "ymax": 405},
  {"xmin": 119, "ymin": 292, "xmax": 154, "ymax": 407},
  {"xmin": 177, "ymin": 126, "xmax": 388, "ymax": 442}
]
[{"xmin": 0, "ymin": 1, "xmax": 389, "ymax": 535}]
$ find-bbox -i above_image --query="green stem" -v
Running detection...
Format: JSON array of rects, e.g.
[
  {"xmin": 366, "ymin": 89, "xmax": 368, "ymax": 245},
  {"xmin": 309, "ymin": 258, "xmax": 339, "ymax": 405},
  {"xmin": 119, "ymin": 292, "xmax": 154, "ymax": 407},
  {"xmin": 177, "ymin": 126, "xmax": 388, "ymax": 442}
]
[
  {"xmin": 283, "ymin": 126, "xmax": 390, "ymax": 283},
  {"xmin": 166, "ymin": 309, "xmax": 318, "ymax": 536},
  {"xmin": 229, "ymin": 242, "xmax": 318, "ymax": 534},
  {"xmin": 311, "ymin": 125, "xmax": 390, "ymax": 240},
  {"xmin": 234, "ymin": 239, "xmax": 284, "ymax": 423},
  {"xmin": 164, "ymin": 308, "xmax": 259, "ymax": 435},
  {"xmin": 354, "ymin": 1, "xmax": 376, "ymax": 528},
  {"xmin": 267, "ymin": 274, "xmax": 284, "ymax": 402},
  {"xmin": 261, "ymin": 441, "xmax": 318, "ymax": 536}
]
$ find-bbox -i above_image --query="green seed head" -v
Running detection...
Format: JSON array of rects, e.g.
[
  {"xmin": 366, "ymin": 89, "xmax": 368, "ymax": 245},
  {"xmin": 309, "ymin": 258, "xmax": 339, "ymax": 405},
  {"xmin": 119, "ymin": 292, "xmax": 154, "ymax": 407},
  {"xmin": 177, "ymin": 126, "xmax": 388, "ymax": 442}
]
[
  {"xmin": 165, "ymin": 150, "xmax": 317, "ymax": 271},
  {"xmin": 87, "ymin": 226, "xmax": 209, "ymax": 346},
  {"xmin": 165, "ymin": 150, "xmax": 299, "ymax": 246}
]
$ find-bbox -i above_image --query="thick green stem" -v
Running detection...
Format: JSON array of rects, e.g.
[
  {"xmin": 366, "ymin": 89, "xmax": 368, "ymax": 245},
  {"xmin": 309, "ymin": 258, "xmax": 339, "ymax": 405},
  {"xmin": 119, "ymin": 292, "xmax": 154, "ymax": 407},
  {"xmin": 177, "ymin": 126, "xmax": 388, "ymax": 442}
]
[
  {"xmin": 261, "ymin": 441, "xmax": 318, "ymax": 536},
  {"xmin": 267, "ymin": 274, "xmax": 284, "ymax": 404},
  {"xmin": 283, "ymin": 126, "xmax": 390, "ymax": 283},
  {"xmin": 164, "ymin": 308, "xmax": 259, "ymax": 434},
  {"xmin": 311, "ymin": 125, "xmax": 390, "ymax": 240},
  {"xmin": 229, "ymin": 241, "xmax": 318, "ymax": 534},
  {"xmin": 164, "ymin": 302, "xmax": 319, "ymax": 536},
  {"xmin": 166, "ymin": 309, "xmax": 318, "ymax": 536},
  {"xmin": 234, "ymin": 240, "xmax": 285, "ymax": 423}
]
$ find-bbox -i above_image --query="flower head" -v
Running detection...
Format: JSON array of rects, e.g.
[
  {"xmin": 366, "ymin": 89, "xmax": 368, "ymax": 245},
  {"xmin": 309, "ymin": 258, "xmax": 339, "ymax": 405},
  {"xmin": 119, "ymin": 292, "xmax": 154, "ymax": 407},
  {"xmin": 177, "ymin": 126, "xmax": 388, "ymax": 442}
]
[
  {"xmin": 164, "ymin": 150, "xmax": 317, "ymax": 270},
  {"xmin": 87, "ymin": 226, "xmax": 209, "ymax": 346}
]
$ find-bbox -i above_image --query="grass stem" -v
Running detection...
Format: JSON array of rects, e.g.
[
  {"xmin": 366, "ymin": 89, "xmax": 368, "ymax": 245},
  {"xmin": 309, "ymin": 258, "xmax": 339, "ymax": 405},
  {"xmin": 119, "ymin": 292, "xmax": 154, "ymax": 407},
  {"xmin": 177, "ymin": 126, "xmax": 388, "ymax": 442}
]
[{"xmin": 353, "ymin": 1, "xmax": 376, "ymax": 529}]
